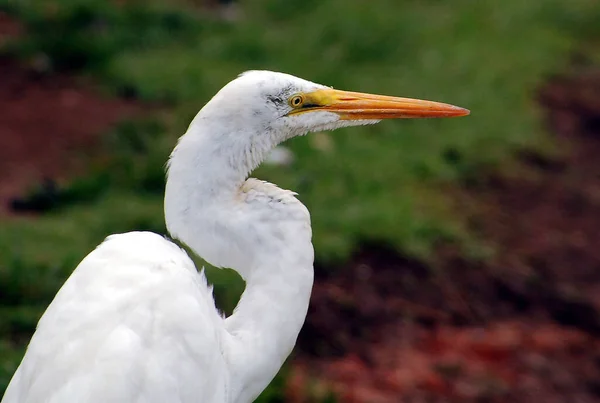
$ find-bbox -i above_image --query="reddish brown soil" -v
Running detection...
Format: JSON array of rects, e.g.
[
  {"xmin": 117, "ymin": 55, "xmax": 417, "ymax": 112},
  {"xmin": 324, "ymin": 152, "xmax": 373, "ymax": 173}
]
[
  {"xmin": 0, "ymin": 13, "xmax": 140, "ymax": 213},
  {"xmin": 291, "ymin": 70, "xmax": 600, "ymax": 402},
  {"xmin": 0, "ymin": 57, "xmax": 140, "ymax": 213},
  {"xmin": 0, "ymin": 11, "xmax": 23, "ymax": 40}
]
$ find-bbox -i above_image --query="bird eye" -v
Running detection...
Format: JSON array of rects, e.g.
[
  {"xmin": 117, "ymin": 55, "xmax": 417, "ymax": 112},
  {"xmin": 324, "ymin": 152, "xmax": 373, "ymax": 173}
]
[{"xmin": 289, "ymin": 95, "xmax": 304, "ymax": 108}]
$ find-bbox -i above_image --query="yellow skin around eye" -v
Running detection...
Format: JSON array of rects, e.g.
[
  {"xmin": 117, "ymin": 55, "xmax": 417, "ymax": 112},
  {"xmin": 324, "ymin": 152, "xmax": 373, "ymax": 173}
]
[{"xmin": 288, "ymin": 95, "xmax": 304, "ymax": 108}]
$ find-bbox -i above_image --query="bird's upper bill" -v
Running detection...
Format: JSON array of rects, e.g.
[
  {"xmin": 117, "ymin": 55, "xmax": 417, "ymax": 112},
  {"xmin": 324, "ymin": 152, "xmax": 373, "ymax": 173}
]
[{"xmin": 287, "ymin": 88, "xmax": 470, "ymax": 120}]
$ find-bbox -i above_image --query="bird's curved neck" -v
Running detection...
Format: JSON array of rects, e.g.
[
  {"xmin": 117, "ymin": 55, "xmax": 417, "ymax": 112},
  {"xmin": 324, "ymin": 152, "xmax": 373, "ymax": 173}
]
[
  {"xmin": 165, "ymin": 120, "xmax": 314, "ymax": 402},
  {"xmin": 167, "ymin": 133, "xmax": 251, "ymax": 203},
  {"xmin": 224, "ymin": 250, "xmax": 313, "ymax": 402},
  {"xmin": 168, "ymin": 116, "xmax": 280, "ymax": 200}
]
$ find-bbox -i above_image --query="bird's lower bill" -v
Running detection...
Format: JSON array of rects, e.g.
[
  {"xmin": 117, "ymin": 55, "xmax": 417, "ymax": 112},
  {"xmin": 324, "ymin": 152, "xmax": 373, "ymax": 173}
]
[{"xmin": 289, "ymin": 88, "xmax": 470, "ymax": 120}]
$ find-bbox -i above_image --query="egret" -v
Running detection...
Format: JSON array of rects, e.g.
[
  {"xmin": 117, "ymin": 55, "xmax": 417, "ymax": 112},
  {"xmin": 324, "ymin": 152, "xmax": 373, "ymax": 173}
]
[{"xmin": 2, "ymin": 71, "xmax": 469, "ymax": 403}]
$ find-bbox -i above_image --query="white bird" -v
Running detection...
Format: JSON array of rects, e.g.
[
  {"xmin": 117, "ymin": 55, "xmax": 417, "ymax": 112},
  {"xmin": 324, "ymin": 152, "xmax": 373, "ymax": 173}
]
[{"xmin": 2, "ymin": 71, "xmax": 468, "ymax": 403}]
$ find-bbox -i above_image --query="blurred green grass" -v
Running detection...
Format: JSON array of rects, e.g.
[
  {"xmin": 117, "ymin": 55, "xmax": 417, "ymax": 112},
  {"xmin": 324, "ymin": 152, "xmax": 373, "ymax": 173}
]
[{"xmin": 0, "ymin": 0, "xmax": 599, "ymax": 399}]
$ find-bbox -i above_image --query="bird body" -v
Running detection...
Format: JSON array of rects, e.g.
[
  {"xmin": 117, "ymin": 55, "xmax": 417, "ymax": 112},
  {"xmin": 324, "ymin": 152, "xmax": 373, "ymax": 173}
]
[
  {"xmin": 2, "ymin": 71, "xmax": 468, "ymax": 403},
  {"xmin": 3, "ymin": 232, "xmax": 229, "ymax": 403}
]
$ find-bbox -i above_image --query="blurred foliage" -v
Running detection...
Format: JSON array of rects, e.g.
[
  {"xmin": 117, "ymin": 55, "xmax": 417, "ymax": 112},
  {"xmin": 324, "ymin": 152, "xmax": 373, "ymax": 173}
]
[
  {"xmin": 2, "ymin": 0, "xmax": 202, "ymax": 73},
  {"xmin": 0, "ymin": 0, "xmax": 599, "ymax": 399}
]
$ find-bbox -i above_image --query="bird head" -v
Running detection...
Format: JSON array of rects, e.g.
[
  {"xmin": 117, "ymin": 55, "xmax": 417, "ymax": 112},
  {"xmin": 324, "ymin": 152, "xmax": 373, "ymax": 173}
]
[{"xmin": 195, "ymin": 70, "xmax": 469, "ymax": 145}]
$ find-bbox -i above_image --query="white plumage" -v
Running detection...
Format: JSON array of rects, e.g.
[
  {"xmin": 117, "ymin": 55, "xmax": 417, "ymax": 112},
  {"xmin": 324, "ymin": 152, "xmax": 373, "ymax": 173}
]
[
  {"xmin": 2, "ymin": 71, "xmax": 468, "ymax": 403},
  {"xmin": 4, "ymin": 232, "xmax": 227, "ymax": 402}
]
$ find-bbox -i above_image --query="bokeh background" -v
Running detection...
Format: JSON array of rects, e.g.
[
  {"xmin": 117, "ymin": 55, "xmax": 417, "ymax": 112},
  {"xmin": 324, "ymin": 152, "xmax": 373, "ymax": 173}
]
[{"xmin": 1, "ymin": 0, "xmax": 600, "ymax": 401}]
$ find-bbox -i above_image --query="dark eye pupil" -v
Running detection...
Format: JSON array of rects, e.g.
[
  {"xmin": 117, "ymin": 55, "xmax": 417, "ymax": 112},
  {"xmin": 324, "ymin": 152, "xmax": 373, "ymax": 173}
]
[{"xmin": 293, "ymin": 97, "xmax": 301, "ymax": 105}]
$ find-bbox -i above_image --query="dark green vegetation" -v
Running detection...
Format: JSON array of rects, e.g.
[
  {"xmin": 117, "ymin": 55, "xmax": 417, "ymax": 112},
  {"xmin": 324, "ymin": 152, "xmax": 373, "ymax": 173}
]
[{"xmin": 1, "ymin": 0, "xmax": 599, "ymax": 399}]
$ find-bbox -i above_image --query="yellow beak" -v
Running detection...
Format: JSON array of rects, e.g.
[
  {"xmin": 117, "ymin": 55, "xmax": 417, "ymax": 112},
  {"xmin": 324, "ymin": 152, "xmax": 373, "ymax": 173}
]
[{"xmin": 291, "ymin": 88, "xmax": 470, "ymax": 119}]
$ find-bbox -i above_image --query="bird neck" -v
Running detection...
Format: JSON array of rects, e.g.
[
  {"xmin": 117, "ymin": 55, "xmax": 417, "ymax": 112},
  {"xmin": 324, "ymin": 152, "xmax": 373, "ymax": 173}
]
[
  {"xmin": 165, "ymin": 122, "xmax": 285, "ymax": 272},
  {"xmin": 165, "ymin": 118, "xmax": 315, "ymax": 402},
  {"xmin": 224, "ymin": 249, "xmax": 314, "ymax": 402},
  {"xmin": 167, "ymin": 127, "xmax": 264, "ymax": 202}
]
